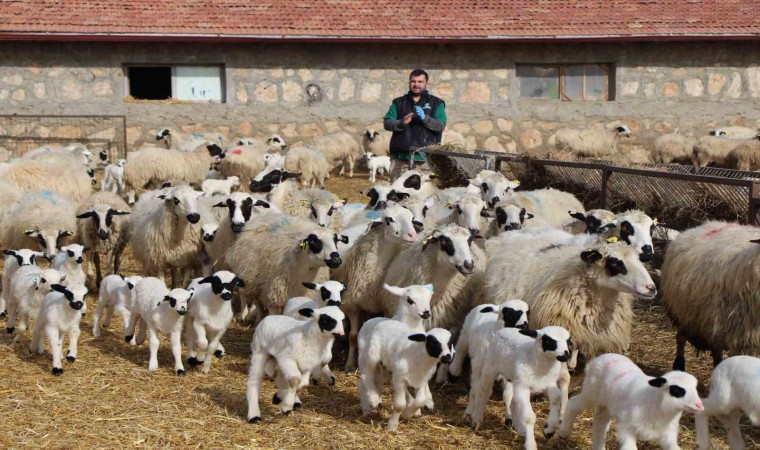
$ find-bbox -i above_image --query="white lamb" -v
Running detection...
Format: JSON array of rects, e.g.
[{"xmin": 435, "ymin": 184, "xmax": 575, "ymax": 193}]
[
  {"xmin": 51, "ymin": 244, "xmax": 87, "ymax": 287},
  {"xmin": 201, "ymin": 176, "xmax": 240, "ymax": 197},
  {"xmin": 467, "ymin": 326, "xmax": 571, "ymax": 450},
  {"xmin": 284, "ymin": 146, "xmax": 332, "ymax": 189},
  {"xmin": 184, "ymin": 271, "xmax": 245, "ymax": 374},
  {"xmin": 6, "ymin": 267, "xmax": 66, "ymax": 343},
  {"xmin": 101, "ymin": 159, "xmax": 126, "ymax": 195},
  {"xmin": 695, "ymin": 355, "xmax": 760, "ymax": 450},
  {"xmin": 245, "ymin": 306, "xmax": 345, "ymax": 423},
  {"xmin": 391, "ymin": 170, "xmax": 439, "ymax": 201},
  {"xmin": 91, "ymin": 274, "xmax": 142, "ymax": 337},
  {"xmin": 559, "ymin": 353, "xmax": 704, "ymax": 450},
  {"xmin": 366, "ymin": 152, "xmax": 391, "ymax": 183},
  {"xmin": 28, "ymin": 284, "xmax": 88, "ymax": 375},
  {"xmin": 125, "ymin": 277, "xmax": 193, "ymax": 375},
  {"xmin": 1, "ymin": 249, "xmax": 43, "ymax": 316},
  {"xmin": 469, "ymin": 171, "xmax": 520, "ymax": 207}
]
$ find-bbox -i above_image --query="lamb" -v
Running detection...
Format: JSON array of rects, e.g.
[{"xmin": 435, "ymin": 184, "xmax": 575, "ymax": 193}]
[
  {"xmin": 362, "ymin": 182, "xmax": 401, "ymax": 211},
  {"xmin": 361, "ymin": 129, "xmax": 390, "ymax": 157},
  {"xmin": 51, "ymin": 244, "xmax": 87, "ymax": 287},
  {"xmin": 725, "ymin": 134, "xmax": 760, "ymax": 171},
  {"xmin": 123, "ymin": 145, "xmax": 215, "ymax": 200},
  {"xmin": 283, "ymin": 281, "xmax": 346, "ymax": 318},
  {"xmin": 201, "ymin": 176, "xmax": 240, "ymax": 197},
  {"xmin": 215, "ymin": 136, "xmax": 287, "ymax": 188},
  {"xmin": 0, "ymin": 158, "xmax": 92, "ymax": 206},
  {"xmin": 126, "ymin": 277, "xmax": 193, "ymax": 375},
  {"xmin": 6, "ymin": 267, "xmax": 66, "ymax": 342},
  {"xmin": 692, "ymin": 135, "xmax": 743, "ymax": 167},
  {"xmin": 28, "ymin": 284, "xmax": 88, "ymax": 375},
  {"xmin": 467, "ymin": 326, "xmax": 571, "ymax": 450},
  {"xmin": 250, "ymin": 170, "xmax": 343, "ymax": 227},
  {"xmin": 483, "ymin": 233, "xmax": 656, "ymax": 372},
  {"xmin": 155, "ymin": 127, "xmax": 228, "ymax": 152},
  {"xmin": 101, "ymin": 159, "xmax": 126, "ymax": 194},
  {"xmin": 131, "ymin": 185, "xmax": 204, "ymax": 287},
  {"xmin": 75, "ymin": 191, "xmax": 132, "ymax": 287},
  {"xmin": 306, "ymin": 132, "xmax": 362, "ymax": 177},
  {"xmin": 660, "ymin": 221, "xmax": 760, "ymax": 371},
  {"xmin": 652, "ymin": 133, "xmax": 696, "ymax": 165},
  {"xmin": 709, "ymin": 125, "xmax": 758, "ymax": 140},
  {"xmin": 91, "ymin": 274, "xmax": 142, "ymax": 337},
  {"xmin": 563, "ymin": 209, "xmax": 617, "ymax": 235},
  {"xmin": 391, "ymin": 170, "xmax": 439, "ymax": 201},
  {"xmin": 559, "ymin": 353, "xmax": 704, "ymax": 450},
  {"xmin": 358, "ymin": 325, "xmax": 452, "ymax": 431},
  {"xmin": 263, "ymin": 152, "xmax": 285, "ymax": 172},
  {"xmin": 548, "ymin": 124, "xmax": 632, "ymax": 158},
  {"xmin": 245, "ymin": 306, "xmax": 345, "ymax": 423},
  {"xmin": 0, "ymin": 190, "xmax": 76, "ymax": 261},
  {"xmin": 284, "ymin": 146, "xmax": 332, "ymax": 189},
  {"xmin": 469, "ymin": 171, "xmax": 520, "ymax": 207},
  {"xmin": 237, "ymin": 134, "xmax": 288, "ymax": 150},
  {"xmin": 496, "ymin": 189, "xmax": 584, "ymax": 229},
  {"xmin": 365, "ymin": 152, "xmax": 391, "ymax": 183},
  {"xmin": 606, "ymin": 209, "xmax": 656, "ymax": 261},
  {"xmin": 695, "ymin": 355, "xmax": 760, "ymax": 450},
  {"xmin": 0, "ymin": 249, "xmax": 43, "ymax": 317}
]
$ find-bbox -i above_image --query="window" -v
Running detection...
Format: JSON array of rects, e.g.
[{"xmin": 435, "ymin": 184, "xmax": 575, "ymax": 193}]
[
  {"xmin": 125, "ymin": 65, "xmax": 225, "ymax": 102},
  {"xmin": 517, "ymin": 64, "xmax": 612, "ymax": 101}
]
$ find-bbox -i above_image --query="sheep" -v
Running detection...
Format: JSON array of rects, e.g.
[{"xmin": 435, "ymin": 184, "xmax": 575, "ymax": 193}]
[
  {"xmin": 91, "ymin": 274, "xmax": 142, "ymax": 337},
  {"xmin": 361, "ymin": 129, "xmax": 390, "ymax": 157},
  {"xmin": 1, "ymin": 249, "xmax": 43, "ymax": 317},
  {"xmin": 693, "ymin": 135, "xmax": 743, "ymax": 167},
  {"xmin": 101, "ymin": 159, "xmax": 126, "ymax": 194},
  {"xmin": 245, "ymin": 306, "xmax": 345, "ymax": 422},
  {"xmin": 365, "ymin": 152, "xmax": 392, "ymax": 183},
  {"xmin": 467, "ymin": 326, "xmax": 571, "ymax": 449},
  {"xmin": 306, "ymin": 132, "xmax": 362, "ymax": 177},
  {"xmin": 652, "ymin": 133, "xmax": 696, "ymax": 165},
  {"xmin": 76, "ymin": 191, "xmax": 132, "ymax": 287},
  {"xmin": 497, "ymin": 188, "xmax": 584, "ymax": 228},
  {"xmin": 0, "ymin": 159, "xmax": 92, "ymax": 206},
  {"xmin": 336, "ymin": 204, "xmax": 420, "ymax": 370},
  {"xmin": 0, "ymin": 191, "xmax": 76, "ymax": 261},
  {"xmin": 422, "ymin": 192, "xmax": 489, "ymax": 236},
  {"xmin": 606, "ymin": 209, "xmax": 656, "ymax": 262},
  {"xmin": 483, "ymin": 233, "xmax": 656, "ymax": 373},
  {"xmin": 262, "ymin": 152, "xmax": 285, "ymax": 172},
  {"xmin": 468, "ymin": 171, "xmax": 520, "ymax": 208},
  {"xmin": 182, "ymin": 271, "xmax": 245, "ymax": 374},
  {"xmin": 123, "ymin": 145, "xmax": 215, "ymax": 200},
  {"xmin": 7, "ymin": 267, "xmax": 66, "ymax": 343},
  {"xmin": 549, "ymin": 124, "xmax": 632, "ymax": 158},
  {"xmin": 563, "ymin": 209, "xmax": 617, "ymax": 234},
  {"xmin": 709, "ymin": 125, "xmax": 758, "ymax": 140},
  {"xmin": 51, "ymin": 244, "xmax": 86, "ymax": 287},
  {"xmin": 131, "ymin": 185, "xmax": 204, "ymax": 287},
  {"xmin": 284, "ymin": 146, "xmax": 332, "ymax": 189},
  {"xmin": 201, "ymin": 176, "xmax": 240, "ymax": 197},
  {"xmin": 126, "ymin": 277, "xmax": 193, "ymax": 374},
  {"xmin": 391, "ymin": 170, "xmax": 439, "ymax": 201},
  {"xmin": 559, "ymin": 353, "xmax": 704, "ymax": 450},
  {"xmin": 283, "ymin": 281, "xmax": 346, "ymax": 318},
  {"xmin": 358, "ymin": 324, "xmax": 452, "ymax": 431},
  {"xmin": 695, "ymin": 355, "xmax": 760, "ymax": 450},
  {"xmin": 215, "ymin": 136, "xmax": 288, "ymax": 188},
  {"xmin": 661, "ymin": 221, "xmax": 760, "ymax": 371},
  {"xmin": 726, "ymin": 134, "xmax": 760, "ymax": 171},
  {"xmin": 225, "ymin": 213, "xmax": 348, "ymax": 322},
  {"xmin": 155, "ymin": 128, "xmax": 228, "ymax": 152},
  {"xmin": 28, "ymin": 284, "xmax": 88, "ymax": 375},
  {"xmin": 237, "ymin": 135, "xmax": 288, "ymax": 150},
  {"xmin": 24, "ymin": 143, "xmax": 92, "ymax": 167}
]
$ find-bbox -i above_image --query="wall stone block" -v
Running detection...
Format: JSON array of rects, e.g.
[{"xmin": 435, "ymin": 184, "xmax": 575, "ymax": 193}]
[
  {"xmin": 661, "ymin": 82, "xmax": 680, "ymax": 97},
  {"xmin": 684, "ymin": 78, "xmax": 704, "ymax": 97},
  {"xmin": 707, "ymin": 73, "xmax": 727, "ymax": 95},
  {"xmin": 460, "ymin": 81, "xmax": 491, "ymax": 104},
  {"xmin": 360, "ymin": 82, "xmax": 382, "ymax": 102},
  {"xmin": 338, "ymin": 77, "xmax": 355, "ymax": 101},
  {"xmin": 254, "ymin": 81, "xmax": 278, "ymax": 103}
]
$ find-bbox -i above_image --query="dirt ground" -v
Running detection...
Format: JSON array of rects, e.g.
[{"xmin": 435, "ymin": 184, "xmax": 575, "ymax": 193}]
[{"xmin": 0, "ymin": 171, "xmax": 758, "ymax": 449}]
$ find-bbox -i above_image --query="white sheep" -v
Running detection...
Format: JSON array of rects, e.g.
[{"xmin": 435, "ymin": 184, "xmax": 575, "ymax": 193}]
[
  {"xmin": 75, "ymin": 191, "xmax": 132, "ymax": 287},
  {"xmin": 548, "ymin": 124, "xmax": 632, "ymax": 158},
  {"xmin": 661, "ymin": 221, "xmax": 760, "ymax": 371},
  {"xmin": 215, "ymin": 136, "xmax": 287, "ymax": 189},
  {"xmin": 155, "ymin": 128, "xmax": 228, "ymax": 152},
  {"xmin": 693, "ymin": 135, "xmax": 742, "ymax": 167},
  {"xmin": 468, "ymin": 171, "xmax": 520, "ymax": 207},
  {"xmin": 1, "ymin": 249, "xmax": 43, "ymax": 316},
  {"xmin": 101, "ymin": 159, "xmax": 126, "ymax": 194},
  {"xmin": 245, "ymin": 306, "xmax": 345, "ymax": 423},
  {"xmin": 652, "ymin": 133, "xmax": 696, "ymax": 165},
  {"xmin": 306, "ymin": 132, "xmax": 362, "ymax": 178},
  {"xmin": 284, "ymin": 146, "xmax": 331, "ymax": 189},
  {"xmin": 490, "ymin": 188, "xmax": 584, "ymax": 232},
  {"xmin": 263, "ymin": 152, "xmax": 285, "ymax": 172},
  {"xmin": 391, "ymin": 170, "xmax": 439, "ymax": 201},
  {"xmin": 361, "ymin": 129, "xmax": 390, "ymax": 157},
  {"xmin": 123, "ymin": 145, "xmax": 214, "ymax": 200},
  {"xmin": 51, "ymin": 244, "xmax": 86, "ymax": 287},
  {"xmin": 28, "ymin": 284, "xmax": 88, "ymax": 375},
  {"xmin": 559, "ymin": 353, "xmax": 704, "ymax": 450},
  {"xmin": 709, "ymin": 125, "xmax": 758, "ymax": 140},
  {"xmin": 184, "ymin": 271, "xmax": 245, "ymax": 374},
  {"xmin": 695, "ymin": 355, "xmax": 760, "ymax": 450},
  {"xmin": 201, "ymin": 175, "xmax": 240, "ymax": 197},
  {"xmin": 467, "ymin": 326, "xmax": 571, "ymax": 450},
  {"xmin": 125, "ymin": 277, "xmax": 193, "ymax": 375},
  {"xmin": 0, "ymin": 158, "xmax": 92, "ymax": 206},
  {"xmin": 6, "ymin": 267, "xmax": 67, "ymax": 342},
  {"xmin": 726, "ymin": 134, "xmax": 760, "ymax": 171},
  {"xmin": 358, "ymin": 325, "xmax": 452, "ymax": 431},
  {"xmin": 563, "ymin": 209, "xmax": 617, "ymax": 235},
  {"xmin": 365, "ymin": 152, "xmax": 391, "ymax": 183},
  {"xmin": 91, "ymin": 274, "xmax": 142, "ymax": 337}
]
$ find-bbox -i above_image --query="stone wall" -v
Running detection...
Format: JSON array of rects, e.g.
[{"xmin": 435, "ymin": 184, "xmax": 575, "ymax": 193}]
[{"xmin": 0, "ymin": 40, "xmax": 758, "ymax": 159}]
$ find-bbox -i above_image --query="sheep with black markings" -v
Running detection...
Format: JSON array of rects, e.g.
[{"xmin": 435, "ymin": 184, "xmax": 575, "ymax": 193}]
[
  {"xmin": 6, "ymin": 267, "xmax": 66, "ymax": 343},
  {"xmin": 0, "ymin": 249, "xmax": 43, "ymax": 317},
  {"xmin": 391, "ymin": 170, "xmax": 439, "ymax": 201},
  {"xmin": 92, "ymin": 274, "xmax": 142, "ymax": 337},
  {"xmin": 548, "ymin": 124, "xmax": 632, "ymax": 158},
  {"xmin": 51, "ymin": 244, "xmax": 86, "ymax": 287},
  {"xmin": 214, "ymin": 136, "xmax": 287, "ymax": 189},
  {"xmin": 490, "ymin": 189, "xmax": 585, "ymax": 232},
  {"xmin": 468, "ymin": 172, "xmax": 520, "ymax": 208},
  {"xmin": 563, "ymin": 209, "xmax": 617, "ymax": 235},
  {"xmin": 28, "ymin": 284, "xmax": 88, "ymax": 375},
  {"xmin": 559, "ymin": 353, "xmax": 703, "ymax": 450}
]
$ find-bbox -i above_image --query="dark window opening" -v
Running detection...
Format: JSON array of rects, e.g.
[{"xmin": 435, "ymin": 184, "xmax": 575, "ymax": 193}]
[{"xmin": 128, "ymin": 67, "xmax": 172, "ymax": 100}]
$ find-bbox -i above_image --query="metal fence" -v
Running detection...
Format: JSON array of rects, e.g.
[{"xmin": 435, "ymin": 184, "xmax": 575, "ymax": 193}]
[
  {"xmin": 422, "ymin": 149, "xmax": 760, "ymax": 230},
  {"xmin": 0, "ymin": 115, "xmax": 127, "ymax": 162}
]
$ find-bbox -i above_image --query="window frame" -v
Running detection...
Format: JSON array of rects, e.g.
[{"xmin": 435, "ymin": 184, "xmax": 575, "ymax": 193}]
[
  {"xmin": 516, "ymin": 63, "xmax": 614, "ymax": 102},
  {"xmin": 123, "ymin": 63, "xmax": 227, "ymax": 103}
]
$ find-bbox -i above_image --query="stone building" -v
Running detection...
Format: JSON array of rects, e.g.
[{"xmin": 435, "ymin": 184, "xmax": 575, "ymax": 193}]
[{"xmin": 0, "ymin": 1, "xmax": 758, "ymax": 157}]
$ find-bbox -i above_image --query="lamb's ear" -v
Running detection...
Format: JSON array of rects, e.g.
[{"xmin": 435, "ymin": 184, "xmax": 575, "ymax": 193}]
[
  {"xmin": 383, "ymin": 284, "xmax": 406, "ymax": 297},
  {"xmin": 59, "ymin": 230, "xmax": 74, "ymax": 237},
  {"xmin": 198, "ymin": 276, "xmax": 215, "ymax": 285},
  {"xmin": 233, "ymin": 277, "xmax": 245, "ymax": 287},
  {"xmin": 649, "ymin": 377, "xmax": 667, "ymax": 388},
  {"xmin": 519, "ymin": 329, "xmax": 539, "ymax": 338},
  {"xmin": 479, "ymin": 306, "xmax": 495, "ymax": 313},
  {"xmin": 126, "ymin": 281, "xmax": 135, "ymax": 290},
  {"xmin": 580, "ymin": 249, "xmax": 604, "ymax": 264},
  {"xmin": 213, "ymin": 201, "xmax": 227, "ymax": 208},
  {"xmin": 3, "ymin": 249, "xmax": 15, "ymax": 256},
  {"xmin": 480, "ymin": 208, "xmax": 495, "ymax": 218},
  {"xmin": 428, "ymin": 174, "xmax": 439, "ymax": 180},
  {"xmin": 111, "ymin": 210, "xmax": 131, "ymax": 216},
  {"xmin": 302, "ymin": 282, "xmax": 318, "ymax": 291},
  {"xmin": 569, "ymin": 211, "xmax": 586, "ymax": 222},
  {"xmin": 750, "ymin": 239, "xmax": 760, "ymax": 244},
  {"xmin": 468, "ymin": 178, "xmax": 483, "ymax": 187},
  {"xmin": 23, "ymin": 230, "xmax": 39, "ymax": 237},
  {"xmin": 76, "ymin": 211, "xmax": 96, "ymax": 219},
  {"xmin": 298, "ymin": 308, "xmax": 315, "ymax": 318},
  {"xmin": 50, "ymin": 284, "xmax": 68, "ymax": 294},
  {"xmin": 408, "ymin": 333, "xmax": 426, "ymax": 342},
  {"xmin": 254, "ymin": 200, "xmax": 271, "ymax": 208},
  {"xmin": 525, "ymin": 213, "xmax": 535, "ymax": 220}
]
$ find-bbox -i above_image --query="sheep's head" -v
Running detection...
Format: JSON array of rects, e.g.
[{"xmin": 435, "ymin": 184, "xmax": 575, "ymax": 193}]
[
  {"xmin": 299, "ymin": 230, "xmax": 347, "ymax": 269},
  {"xmin": 23, "ymin": 229, "xmax": 74, "ymax": 260},
  {"xmin": 158, "ymin": 185, "xmax": 202, "ymax": 224},
  {"xmin": 201, "ymin": 223, "xmax": 219, "ymax": 242},
  {"xmin": 266, "ymin": 134, "xmax": 287, "ymax": 150},
  {"xmin": 580, "ymin": 240, "xmax": 656, "ymax": 299},
  {"xmin": 450, "ymin": 194, "xmax": 488, "ymax": 235},
  {"xmin": 123, "ymin": 275, "xmax": 142, "ymax": 290},
  {"xmin": 408, "ymin": 328, "xmax": 453, "ymax": 364},
  {"xmin": 390, "ymin": 170, "xmax": 438, "ymax": 198},
  {"xmin": 421, "ymin": 224, "xmax": 480, "ymax": 275},
  {"xmin": 613, "ymin": 210, "xmax": 655, "ymax": 262},
  {"xmin": 249, "ymin": 169, "xmax": 301, "ymax": 193},
  {"xmin": 198, "ymin": 270, "xmax": 244, "ymax": 301},
  {"xmin": 156, "ymin": 128, "xmax": 172, "ymax": 148},
  {"xmin": 363, "ymin": 183, "xmax": 403, "ymax": 210},
  {"xmin": 263, "ymin": 152, "xmax": 285, "ymax": 170},
  {"xmin": 213, "ymin": 193, "xmax": 269, "ymax": 233},
  {"xmin": 36, "ymin": 269, "xmax": 67, "ymax": 293},
  {"xmin": 50, "ymin": 283, "xmax": 88, "ymax": 311},
  {"xmin": 303, "ymin": 280, "xmax": 345, "ymax": 307},
  {"xmin": 298, "ymin": 305, "xmax": 345, "ymax": 338},
  {"xmin": 367, "ymin": 204, "xmax": 419, "ymax": 244},
  {"xmin": 76, "ymin": 203, "xmax": 131, "ymax": 241},
  {"xmin": 117, "ymin": 159, "xmax": 127, "ymax": 167},
  {"xmin": 493, "ymin": 202, "xmax": 534, "ymax": 232},
  {"xmin": 3, "ymin": 249, "xmax": 44, "ymax": 267},
  {"xmin": 384, "ymin": 283, "xmax": 433, "ymax": 320},
  {"xmin": 647, "ymin": 371, "xmax": 703, "ymax": 414},
  {"xmin": 163, "ymin": 288, "xmax": 193, "ymax": 315},
  {"xmin": 568, "ymin": 209, "xmax": 617, "ymax": 235},
  {"xmin": 480, "ymin": 299, "xmax": 530, "ymax": 329},
  {"xmin": 99, "ymin": 150, "xmax": 109, "ymax": 163},
  {"xmin": 364, "ymin": 129, "xmax": 380, "ymax": 142},
  {"xmin": 471, "ymin": 173, "xmax": 520, "ymax": 208},
  {"xmin": 303, "ymin": 197, "xmax": 345, "ymax": 228},
  {"xmin": 60, "ymin": 244, "xmax": 86, "ymax": 265},
  {"xmin": 519, "ymin": 326, "xmax": 572, "ymax": 363},
  {"xmin": 400, "ymin": 195, "xmax": 435, "ymax": 225},
  {"xmin": 615, "ymin": 124, "xmax": 632, "ymax": 138}
]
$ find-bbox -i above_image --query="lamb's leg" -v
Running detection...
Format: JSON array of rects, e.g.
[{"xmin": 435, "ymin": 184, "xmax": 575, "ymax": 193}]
[
  {"xmin": 591, "ymin": 408, "xmax": 613, "ymax": 450},
  {"xmin": 722, "ymin": 409, "xmax": 745, "ymax": 450},
  {"xmin": 345, "ymin": 310, "xmax": 360, "ymax": 371},
  {"xmin": 201, "ymin": 330, "xmax": 223, "ymax": 374},
  {"xmin": 468, "ymin": 370, "xmax": 498, "ymax": 431},
  {"xmin": 28, "ymin": 322, "xmax": 42, "ymax": 354},
  {"xmin": 448, "ymin": 328, "xmax": 469, "ymax": 377},
  {"xmin": 617, "ymin": 427, "xmax": 640, "ymax": 450},
  {"xmin": 359, "ymin": 362, "xmax": 380, "ymax": 414},
  {"xmin": 93, "ymin": 251, "xmax": 103, "ymax": 289},
  {"xmin": 402, "ymin": 384, "xmax": 428, "ymax": 419},
  {"xmin": 124, "ymin": 311, "xmax": 140, "ymax": 345},
  {"xmin": 559, "ymin": 388, "xmax": 591, "ymax": 438},
  {"xmin": 6, "ymin": 300, "xmax": 18, "ymax": 334},
  {"xmin": 12, "ymin": 312, "xmax": 28, "ymax": 344},
  {"xmin": 275, "ymin": 358, "xmax": 302, "ymax": 415},
  {"xmin": 386, "ymin": 376, "xmax": 408, "ymax": 431},
  {"xmin": 558, "ymin": 363, "xmax": 571, "ymax": 420},
  {"xmin": 48, "ymin": 327, "xmax": 63, "ymax": 375},
  {"xmin": 147, "ymin": 328, "xmax": 160, "ymax": 371},
  {"xmin": 512, "ymin": 385, "xmax": 538, "ymax": 450},
  {"xmin": 694, "ymin": 407, "xmax": 712, "ymax": 450},
  {"xmin": 502, "ymin": 379, "xmax": 514, "ymax": 427},
  {"xmin": 543, "ymin": 385, "xmax": 562, "ymax": 437},
  {"xmin": 246, "ymin": 351, "xmax": 268, "ymax": 423},
  {"xmin": 118, "ymin": 309, "xmax": 131, "ymax": 337},
  {"xmin": 673, "ymin": 331, "xmax": 687, "ymax": 371},
  {"xmin": 188, "ymin": 321, "xmax": 208, "ymax": 366},
  {"xmin": 135, "ymin": 318, "xmax": 147, "ymax": 345},
  {"xmin": 184, "ymin": 322, "xmax": 198, "ymax": 363},
  {"xmin": 170, "ymin": 330, "xmax": 185, "ymax": 375},
  {"xmin": 92, "ymin": 296, "xmax": 107, "ymax": 336},
  {"xmin": 435, "ymin": 362, "xmax": 449, "ymax": 384},
  {"xmin": 66, "ymin": 327, "xmax": 80, "ymax": 362},
  {"xmin": 348, "ymin": 155, "xmax": 355, "ymax": 178}
]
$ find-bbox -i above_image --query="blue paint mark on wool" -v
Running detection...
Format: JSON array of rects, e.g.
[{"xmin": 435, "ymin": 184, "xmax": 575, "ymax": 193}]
[
  {"xmin": 364, "ymin": 211, "xmax": 381, "ymax": 220},
  {"xmin": 266, "ymin": 216, "xmax": 291, "ymax": 232},
  {"xmin": 191, "ymin": 132, "xmax": 204, "ymax": 139},
  {"xmin": 525, "ymin": 191, "xmax": 542, "ymax": 206},
  {"xmin": 344, "ymin": 203, "xmax": 364, "ymax": 210},
  {"xmin": 39, "ymin": 190, "xmax": 58, "ymax": 203}
]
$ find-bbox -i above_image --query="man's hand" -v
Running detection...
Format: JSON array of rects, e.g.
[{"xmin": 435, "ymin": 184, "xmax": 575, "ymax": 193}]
[
  {"xmin": 414, "ymin": 106, "xmax": 426, "ymax": 121},
  {"xmin": 402, "ymin": 112, "xmax": 414, "ymax": 126}
]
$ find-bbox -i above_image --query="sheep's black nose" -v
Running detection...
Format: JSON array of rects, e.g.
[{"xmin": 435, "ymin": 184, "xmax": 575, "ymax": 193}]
[
  {"xmin": 186, "ymin": 213, "xmax": 200, "ymax": 224},
  {"xmin": 440, "ymin": 354, "xmax": 452, "ymax": 364},
  {"xmin": 639, "ymin": 245, "xmax": 653, "ymax": 262},
  {"xmin": 232, "ymin": 222, "xmax": 244, "ymax": 233},
  {"xmin": 463, "ymin": 260, "xmax": 475, "ymax": 270},
  {"xmin": 98, "ymin": 229, "xmax": 109, "ymax": 240},
  {"xmin": 221, "ymin": 292, "xmax": 232, "ymax": 301},
  {"xmin": 506, "ymin": 223, "xmax": 521, "ymax": 231},
  {"xmin": 375, "ymin": 201, "xmax": 387, "ymax": 210},
  {"xmin": 326, "ymin": 252, "xmax": 342, "ymax": 268},
  {"xmin": 420, "ymin": 311, "xmax": 430, "ymax": 320}
]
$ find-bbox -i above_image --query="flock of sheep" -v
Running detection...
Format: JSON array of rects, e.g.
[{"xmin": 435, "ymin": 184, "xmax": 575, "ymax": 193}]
[{"xmin": 0, "ymin": 127, "xmax": 758, "ymax": 450}]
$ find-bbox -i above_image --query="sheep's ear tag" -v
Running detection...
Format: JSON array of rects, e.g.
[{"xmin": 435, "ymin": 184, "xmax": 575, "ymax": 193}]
[
  {"xmin": 424, "ymin": 284, "xmax": 434, "ymax": 294},
  {"xmin": 513, "ymin": 180, "xmax": 520, "ymax": 185},
  {"xmin": 653, "ymin": 218, "xmax": 659, "ymax": 225},
  {"xmin": 299, "ymin": 200, "xmax": 310, "ymax": 207},
  {"xmin": 299, "ymin": 241, "xmax": 308, "ymax": 250},
  {"xmin": 606, "ymin": 237, "xmax": 619, "ymax": 244}
]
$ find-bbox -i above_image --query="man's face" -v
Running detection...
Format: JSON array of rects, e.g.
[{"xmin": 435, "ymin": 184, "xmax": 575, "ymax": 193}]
[{"xmin": 409, "ymin": 75, "xmax": 428, "ymax": 95}]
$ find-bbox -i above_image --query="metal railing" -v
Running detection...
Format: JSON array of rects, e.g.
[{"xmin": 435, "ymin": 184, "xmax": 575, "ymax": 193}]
[{"xmin": 421, "ymin": 149, "xmax": 760, "ymax": 230}]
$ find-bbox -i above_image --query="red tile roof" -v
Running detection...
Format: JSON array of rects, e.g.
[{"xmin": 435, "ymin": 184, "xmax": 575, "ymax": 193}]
[{"xmin": 0, "ymin": 0, "xmax": 758, "ymax": 41}]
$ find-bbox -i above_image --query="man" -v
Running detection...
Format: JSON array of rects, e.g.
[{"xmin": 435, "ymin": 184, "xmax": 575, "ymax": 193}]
[{"xmin": 383, "ymin": 69, "xmax": 447, "ymax": 179}]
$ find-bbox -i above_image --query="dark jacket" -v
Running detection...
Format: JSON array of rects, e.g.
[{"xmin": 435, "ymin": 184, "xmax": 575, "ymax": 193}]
[{"xmin": 383, "ymin": 90, "xmax": 447, "ymax": 161}]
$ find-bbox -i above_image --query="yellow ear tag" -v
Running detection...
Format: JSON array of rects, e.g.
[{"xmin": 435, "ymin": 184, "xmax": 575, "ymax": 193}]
[
  {"xmin": 513, "ymin": 180, "xmax": 521, "ymax": 185},
  {"xmin": 653, "ymin": 218, "xmax": 659, "ymax": 225},
  {"xmin": 606, "ymin": 237, "xmax": 619, "ymax": 244},
  {"xmin": 446, "ymin": 201, "xmax": 453, "ymax": 208},
  {"xmin": 299, "ymin": 241, "xmax": 307, "ymax": 250},
  {"xmin": 422, "ymin": 236, "xmax": 431, "ymax": 246},
  {"xmin": 299, "ymin": 200, "xmax": 310, "ymax": 206}
]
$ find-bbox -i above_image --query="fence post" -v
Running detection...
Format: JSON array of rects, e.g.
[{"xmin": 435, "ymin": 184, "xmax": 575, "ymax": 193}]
[
  {"xmin": 122, "ymin": 115, "xmax": 128, "ymax": 158},
  {"xmin": 600, "ymin": 167, "xmax": 611, "ymax": 209},
  {"xmin": 749, "ymin": 182, "xmax": 760, "ymax": 226},
  {"xmin": 494, "ymin": 157, "xmax": 501, "ymax": 173}
]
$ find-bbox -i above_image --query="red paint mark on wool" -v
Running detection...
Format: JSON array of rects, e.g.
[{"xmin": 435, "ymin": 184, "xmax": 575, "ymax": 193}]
[
  {"xmin": 230, "ymin": 148, "xmax": 242, "ymax": 155},
  {"xmin": 703, "ymin": 224, "xmax": 737, "ymax": 238}
]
